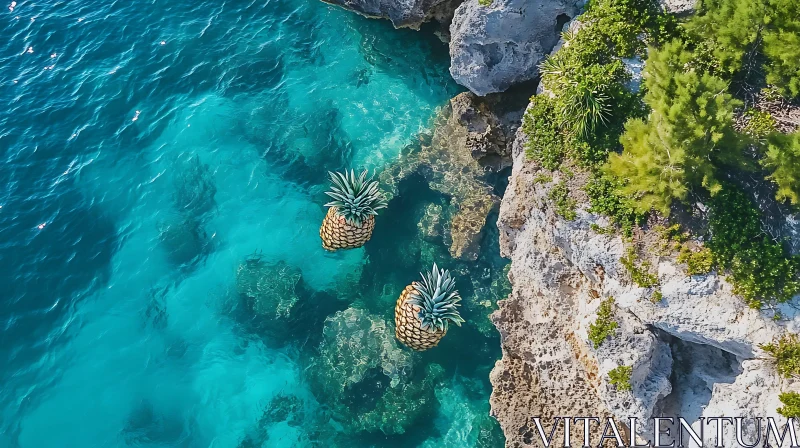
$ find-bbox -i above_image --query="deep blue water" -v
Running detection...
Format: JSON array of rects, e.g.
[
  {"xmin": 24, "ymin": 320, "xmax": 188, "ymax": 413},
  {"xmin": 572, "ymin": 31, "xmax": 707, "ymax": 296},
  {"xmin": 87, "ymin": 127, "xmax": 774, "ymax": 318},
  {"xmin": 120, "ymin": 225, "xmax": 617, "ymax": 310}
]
[{"xmin": 0, "ymin": 0, "xmax": 507, "ymax": 446}]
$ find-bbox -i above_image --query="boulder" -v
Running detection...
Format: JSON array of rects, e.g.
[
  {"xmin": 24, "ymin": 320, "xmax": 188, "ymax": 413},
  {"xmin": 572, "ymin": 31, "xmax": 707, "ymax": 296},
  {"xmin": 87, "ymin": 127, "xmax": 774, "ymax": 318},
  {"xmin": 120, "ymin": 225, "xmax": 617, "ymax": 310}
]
[{"xmin": 449, "ymin": 0, "xmax": 580, "ymax": 95}]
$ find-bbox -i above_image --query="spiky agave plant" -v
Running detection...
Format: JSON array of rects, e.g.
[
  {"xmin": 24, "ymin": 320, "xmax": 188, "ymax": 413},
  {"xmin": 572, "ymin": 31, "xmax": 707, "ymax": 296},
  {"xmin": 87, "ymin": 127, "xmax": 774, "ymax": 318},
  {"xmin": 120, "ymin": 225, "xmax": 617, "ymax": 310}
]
[
  {"xmin": 319, "ymin": 169, "xmax": 388, "ymax": 251},
  {"xmin": 395, "ymin": 263, "xmax": 465, "ymax": 351}
]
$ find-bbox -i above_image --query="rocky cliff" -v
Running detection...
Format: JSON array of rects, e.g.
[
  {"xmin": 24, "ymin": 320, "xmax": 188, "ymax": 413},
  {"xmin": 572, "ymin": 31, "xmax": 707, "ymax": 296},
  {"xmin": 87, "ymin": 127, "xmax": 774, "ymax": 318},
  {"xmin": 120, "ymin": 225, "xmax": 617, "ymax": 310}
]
[{"xmin": 490, "ymin": 115, "xmax": 800, "ymax": 447}]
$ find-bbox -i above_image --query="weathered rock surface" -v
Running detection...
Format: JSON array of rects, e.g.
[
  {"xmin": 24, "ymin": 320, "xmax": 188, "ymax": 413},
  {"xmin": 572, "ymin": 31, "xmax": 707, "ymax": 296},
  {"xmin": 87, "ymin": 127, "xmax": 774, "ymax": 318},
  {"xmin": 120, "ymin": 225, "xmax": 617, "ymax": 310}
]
[
  {"xmin": 491, "ymin": 115, "xmax": 799, "ymax": 446},
  {"xmin": 320, "ymin": 0, "xmax": 462, "ymax": 29},
  {"xmin": 449, "ymin": 0, "xmax": 580, "ymax": 95},
  {"xmin": 658, "ymin": 0, "xmax": 695, "ymax": 15},
  {"xmin": 382, "ymin": 91, "xmax": 519, "ymax": 260}
]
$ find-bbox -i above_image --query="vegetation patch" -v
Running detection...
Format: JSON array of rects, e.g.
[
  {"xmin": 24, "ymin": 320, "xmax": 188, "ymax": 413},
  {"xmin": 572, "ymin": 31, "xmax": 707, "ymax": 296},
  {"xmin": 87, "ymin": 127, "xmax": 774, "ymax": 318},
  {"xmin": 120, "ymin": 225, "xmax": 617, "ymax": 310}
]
[
  {"xmin": 585, "ymin": 173, "xmax": 645, "ymax": 237},
  {"xmin": 778, "ymin": 392, "xmax": 800, "ymax": 418},
  {"xmin": 588, "ymin": 297, "xmax": 618, "ymax": 348},
  {"xmin": 548, "ymin": 182, "xmax": 577, "ymax": 221},
  {"xmin": 761, "ymin": 334, "xmax": 800, "ymax": 378},
  {"xmin": 763, "ymin": 131, "xmax": 800, "ymax": 205},
  {"xmin": 742, "ymin": 109, "xmax": 777, "ymax": 139},
  {"xmin": 523, "ymin": 0, "xmax": 800, "ymax": 310},
  {"xmin": 677, "ymin": 246, "xmax": 714, "ymax": 275},
  {"xmin": 533, "ymin": 173, "xmax": 553, "ymax": 185},
  {"xmin": 608, "ymin": 365, "xmax": 633, "ymax": 391},
  {"xmin": 707, "ymin": 187, "xmax": 800, "ymax": 308},
  {"xmin": 650, "ymin": 290, "xmax": 663, "ymax": 303},
  {"xmin": 620, "ymin": 246, "xmax": 658, "ymax": 288}
]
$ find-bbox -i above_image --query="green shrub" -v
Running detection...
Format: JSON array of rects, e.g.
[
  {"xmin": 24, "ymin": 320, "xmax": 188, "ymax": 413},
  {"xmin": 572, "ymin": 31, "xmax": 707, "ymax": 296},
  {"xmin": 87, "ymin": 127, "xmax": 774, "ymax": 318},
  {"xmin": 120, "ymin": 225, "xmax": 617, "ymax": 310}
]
[
  {"xmin": 620, "ymin": 246, "xmax": 659, "ymax": 287},
  {"xmin": 588, "ymin": 297, "xmax": 618, "ymax": 348},
  {"xmin": 762, "ymin": 131, "xmax": 800, "ymax": 205},
  {"xmin": 686, "ymin": 0, "xmax": 800, "ymax": 95},
  {"xmin": 778, "ymin": 392, "xmax": 800, "ymax": 418},
  {"xmin": 608, "ymin": 365, "xmax": 633, "ymax": 391},
  {"xmin": 761, "ymin": 334, "xmax": 800, "ymax": 377},
  {"xmin": 478, "ymin": 0, "xmax": 492, "ymax": 6},
  {"xmin": 539, "ymin": 56, "xmax": 617, "ymax": 138},
  {"xmin": 762, "ymin": 1, "xmax": 800, "ymax": 98},
  {"xmin": 677, "ymin": 246, "xmax": 715, "ymax": 275},
  {"xmin": 585, "ymin": 173, "xmax": 646, "ymax": 236},
  {"xmin": 582, "ymin": 0, "xmax": 678, "ymax": 57},
  {"xmin": 523, "ymin": 0, "xmax": 663, "ymax": 171},
  {"xmin": 533, "ymin": 173, "xmax": 553, "ymax": 184},
  {"xmin": 523, "ymin": 96, "xmax": 567, "ymax": 170},
  {"xmin": 684, "ymin": 0, "xmax": 769, "ymax": 77},
  {"xmin": 650, "ymin": 290, "xmax": 663, "ymax": 303},
  {"xmin": 590, "ymin": 223, "xmax": 616, "ymax": 235},
  {"xmin": 548, "ymin": 182, "xmax": 577, "ymax": 221},
  {"xmin": 606, "ymin": 40, "xmax": 745, "ymax": 215},
  {"xmin": 707, "ymin": 187, "xmax": 800, "ymax": 308}
]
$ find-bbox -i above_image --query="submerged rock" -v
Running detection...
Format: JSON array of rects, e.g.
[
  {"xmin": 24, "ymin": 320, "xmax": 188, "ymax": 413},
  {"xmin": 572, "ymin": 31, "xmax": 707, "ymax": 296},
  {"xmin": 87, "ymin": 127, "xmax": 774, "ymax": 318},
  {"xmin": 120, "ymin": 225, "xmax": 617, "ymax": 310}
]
[
  {"xmin": 319, "ymin": 0, "xmax": 463, "ymax": 30},
  {"xmin": 310, "ymin": 308, "xmax": 413, "ymax": 393},
  {"xmin": 307, "ymin": 308, "xmax": 444, "ymax": 435},
  {"xmin": 418, "ymin": 203, "xmax": 446, "ymax": 241},
  {"xmin": 449, "ymin": 0, "xmax": 579, "ymax": 95},
  {"xmin": 236, "ymin": 255, "xmax": 303, "ymax": 335},
  {"xmin": 158, "ymin": 215, "xmax": 212, "ymax": 267},
  {"xmin": 172, "ymin": 155, "xmax": 216, "ymax": 219},
  {"xmin": 381, "ymin": 92, "xmax": 519, "ymax": 260}
]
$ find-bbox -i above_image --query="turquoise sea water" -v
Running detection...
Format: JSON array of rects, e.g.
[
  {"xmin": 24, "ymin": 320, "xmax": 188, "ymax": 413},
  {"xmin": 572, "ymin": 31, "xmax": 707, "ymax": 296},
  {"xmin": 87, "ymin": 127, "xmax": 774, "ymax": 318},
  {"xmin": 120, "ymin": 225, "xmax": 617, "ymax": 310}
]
[{"xmin": 0, "ymin": 0, "xmax": 508, "ymax": 446}]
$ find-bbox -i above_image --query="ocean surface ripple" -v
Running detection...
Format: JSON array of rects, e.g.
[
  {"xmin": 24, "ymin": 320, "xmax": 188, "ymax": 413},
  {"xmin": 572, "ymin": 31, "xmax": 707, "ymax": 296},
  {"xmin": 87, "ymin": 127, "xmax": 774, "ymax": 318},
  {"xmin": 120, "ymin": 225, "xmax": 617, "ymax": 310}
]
[{"xmin": 0, "ymin": 0, "xmax": 506, "ymax": 446}]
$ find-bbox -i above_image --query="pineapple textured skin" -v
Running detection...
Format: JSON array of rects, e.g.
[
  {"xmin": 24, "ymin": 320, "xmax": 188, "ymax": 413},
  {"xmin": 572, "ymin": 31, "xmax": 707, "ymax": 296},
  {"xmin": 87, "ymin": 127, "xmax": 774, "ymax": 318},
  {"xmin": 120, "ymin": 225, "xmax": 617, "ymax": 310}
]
[
  {"xmin": 320, "ymin": 206, "xmax": 375, "ymax": 250},
  {"xmin": 394, "ymin": 284, "xmax": 446, "ymax": 351}
]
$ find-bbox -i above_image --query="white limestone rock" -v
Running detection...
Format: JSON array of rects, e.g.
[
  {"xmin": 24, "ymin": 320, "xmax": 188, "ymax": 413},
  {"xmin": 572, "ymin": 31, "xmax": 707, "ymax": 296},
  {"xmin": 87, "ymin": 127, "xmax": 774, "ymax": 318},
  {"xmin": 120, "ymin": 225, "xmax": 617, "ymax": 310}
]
[{"xmin": 449, "ymin": 0, "xmax": 580, "ymax": 95}]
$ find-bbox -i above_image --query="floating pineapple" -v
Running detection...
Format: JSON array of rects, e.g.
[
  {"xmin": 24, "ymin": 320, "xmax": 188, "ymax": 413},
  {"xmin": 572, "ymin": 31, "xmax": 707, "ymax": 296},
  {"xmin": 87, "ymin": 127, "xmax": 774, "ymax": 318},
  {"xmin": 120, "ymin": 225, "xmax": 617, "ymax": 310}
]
[
  {"xmin": 320, "ymin": 169, "xmax": 388, "ymax": 251},
  {"xmin": 395, "ymin": 263, "xmax": 465, "ymax": 351}
]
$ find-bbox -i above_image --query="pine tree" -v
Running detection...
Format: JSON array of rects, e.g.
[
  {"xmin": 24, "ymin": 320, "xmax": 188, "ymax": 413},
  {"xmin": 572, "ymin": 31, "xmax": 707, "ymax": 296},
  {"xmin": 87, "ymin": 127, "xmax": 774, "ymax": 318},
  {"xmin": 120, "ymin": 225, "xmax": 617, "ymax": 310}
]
[
  {"xmin": 606, "ymin": 41, "xmax": 743, "ymax": 214},
  {"xmin": 686, "ymin": 0, "xmax": 800, "ymax": 96},
  {"xmin": 685, "ymin": 0, "xmax": 768, "ymax": 77},
  {"xmin": 763, "ymin": 0, "xmax": 800, "ymax": 97},
  {"xmin": 763, "ymin": 132, "xmax": 800, "ymax": 205}
]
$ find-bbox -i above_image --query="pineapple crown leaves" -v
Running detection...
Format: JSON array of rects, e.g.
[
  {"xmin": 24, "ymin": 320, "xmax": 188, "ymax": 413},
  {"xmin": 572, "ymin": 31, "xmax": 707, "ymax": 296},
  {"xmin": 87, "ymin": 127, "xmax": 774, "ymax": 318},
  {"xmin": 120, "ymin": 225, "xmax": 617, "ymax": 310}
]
[
  {"xmin": 324, "ymin": 169, "xmax": 388, "ymax": 227},
  {"xmin": 408, "ymin": 263, "xmax": 465, "ymax": 333}
]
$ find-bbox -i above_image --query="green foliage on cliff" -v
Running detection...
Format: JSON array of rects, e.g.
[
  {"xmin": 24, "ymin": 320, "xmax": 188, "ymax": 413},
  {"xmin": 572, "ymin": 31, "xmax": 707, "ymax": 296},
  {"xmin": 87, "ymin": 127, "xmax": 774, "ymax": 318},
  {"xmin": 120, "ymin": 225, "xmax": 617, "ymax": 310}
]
[
  {"xmin": 763, "ymin": 3, "xmax": 800, "ymax": 97},
  {"xmin": 778, "ymin": 392, "xmax": 800, "ymax": 418},
  {"xmin": 523, "ymin": 0, "xmax": 663, "ymax": 172},
  {"xmin": 585, "ymin": 173, "xmax": 645, "ymax": 237},
  {"xmin": 762, "ymin": 334, "xmax": 800, "ymax": 378},
  {"xmin": 548, "ymin": 182, "xmax": 577, "ymax": 221},
  {"xmin": 686, "ymin": 0, "xmax": 800, "ymax": 96},
  {"xmin": 707, "ymin": 187, "xmax": 800, "ymax": 308},
  {"xmin": 608, "ymin": 365, "xmax": 633, "ymax": 391},
  {"xmin": 588, "ymin": 297, "xmax": 618, "ymax": 349},
  {"xmin": 677, "ymin": 246, "xmax": 714, "ymax": 275},
  {"xmin": 606, "ymin": 40, "xmax": 744, "ymax": 215},
  {"xmin": 522, "ymin": 96, "xmax": 566, "ymax": 170},
  {"xmin": 522, "ymin": 0, "xmax": 800, "ymax": 311},
  {"xmin": 762, "ymin": 132, "xmax": 800, "ymax": 205},
  {"xmin": 620, "ymin": 246, "xmax": 659, "ymax": 287}
]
